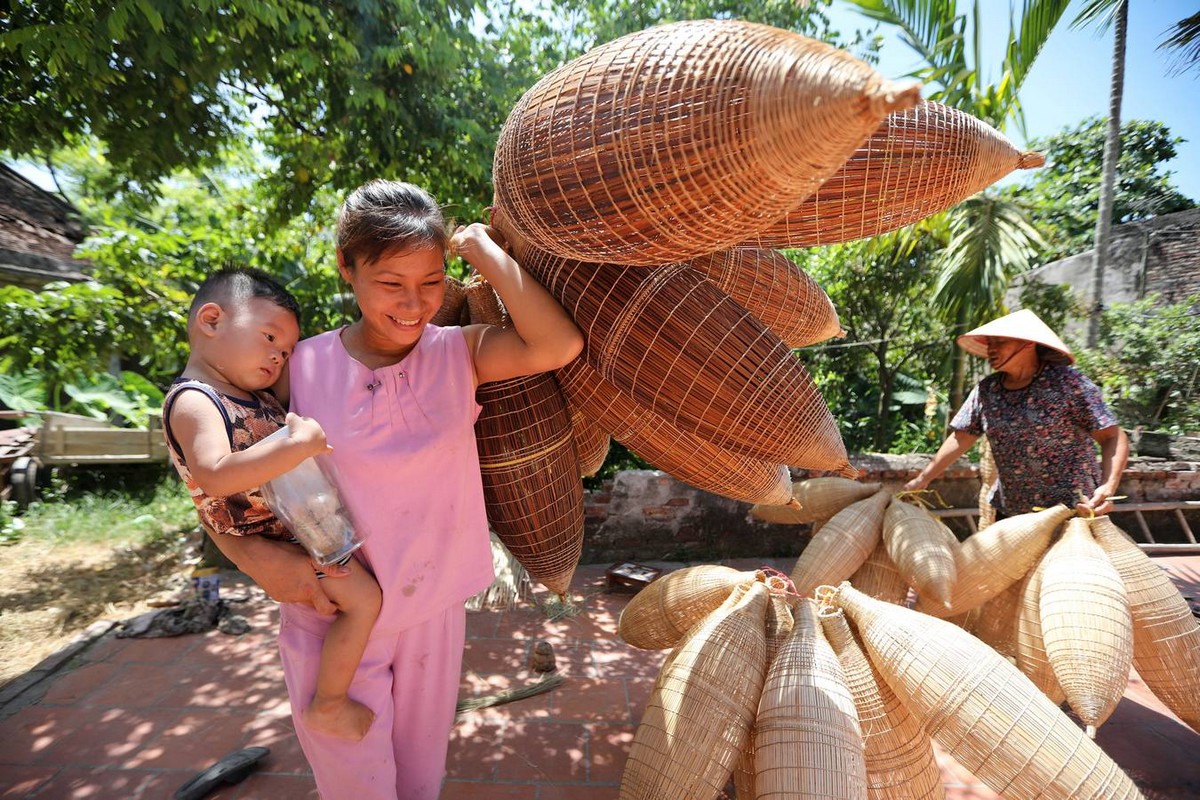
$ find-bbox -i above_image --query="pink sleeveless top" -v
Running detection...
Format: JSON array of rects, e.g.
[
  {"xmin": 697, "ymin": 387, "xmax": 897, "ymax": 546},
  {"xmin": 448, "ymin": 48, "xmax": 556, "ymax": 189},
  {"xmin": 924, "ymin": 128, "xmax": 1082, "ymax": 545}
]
[{"xmin": 283, "ymin": 324, "xmax": 494, "ymax": 635}]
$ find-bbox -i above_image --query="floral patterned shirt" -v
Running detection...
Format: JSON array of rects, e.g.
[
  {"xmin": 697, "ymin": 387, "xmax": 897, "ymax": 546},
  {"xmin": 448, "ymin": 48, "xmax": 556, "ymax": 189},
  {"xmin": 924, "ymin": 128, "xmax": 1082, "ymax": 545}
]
[{"xmin": 951, "ymin": 364, "xmax": 1118, "ymax": 515}]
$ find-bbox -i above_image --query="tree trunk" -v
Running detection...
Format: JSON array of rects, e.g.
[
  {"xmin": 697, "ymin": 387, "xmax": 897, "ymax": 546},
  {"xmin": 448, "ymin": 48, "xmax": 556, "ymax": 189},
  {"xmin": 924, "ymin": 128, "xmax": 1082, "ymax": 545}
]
[
  {"xmin": 874, "ymin": 352, "xmax": 894, "ymax": 452},
  {"xmin": 1087, "ymin": 0, "xmax": 1128, "ymax": 348}
]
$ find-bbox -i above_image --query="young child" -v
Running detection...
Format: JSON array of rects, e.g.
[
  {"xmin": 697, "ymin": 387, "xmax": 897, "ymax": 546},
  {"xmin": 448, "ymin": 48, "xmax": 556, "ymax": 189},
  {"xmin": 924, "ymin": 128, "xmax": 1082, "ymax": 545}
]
[{"xmin": 163, "ymin": 267, "xmax": 382, "ymax": 741}]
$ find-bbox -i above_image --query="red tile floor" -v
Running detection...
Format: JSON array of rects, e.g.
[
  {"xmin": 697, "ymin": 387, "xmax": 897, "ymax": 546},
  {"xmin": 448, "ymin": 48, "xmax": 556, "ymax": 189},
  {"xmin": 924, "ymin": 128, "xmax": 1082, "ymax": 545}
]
[{"xmin": 1, "ymin": 556, "xmax": 1198, "ymax": 799}]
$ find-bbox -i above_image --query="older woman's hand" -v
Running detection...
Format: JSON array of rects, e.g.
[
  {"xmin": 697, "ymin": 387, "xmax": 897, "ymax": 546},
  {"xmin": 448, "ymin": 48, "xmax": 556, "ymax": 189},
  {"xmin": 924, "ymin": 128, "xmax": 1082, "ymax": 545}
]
[{"xmin": 1076, "ymin": 486, "xmax": 1115, "ymax": 517}]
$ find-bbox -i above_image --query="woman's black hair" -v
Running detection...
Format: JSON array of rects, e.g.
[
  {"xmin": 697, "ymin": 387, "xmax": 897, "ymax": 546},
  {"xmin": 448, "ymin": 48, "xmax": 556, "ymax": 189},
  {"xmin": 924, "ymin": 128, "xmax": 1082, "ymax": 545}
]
[{"xmin": 336, "ymin": 180, "xmax": 449, "ymax": 270}]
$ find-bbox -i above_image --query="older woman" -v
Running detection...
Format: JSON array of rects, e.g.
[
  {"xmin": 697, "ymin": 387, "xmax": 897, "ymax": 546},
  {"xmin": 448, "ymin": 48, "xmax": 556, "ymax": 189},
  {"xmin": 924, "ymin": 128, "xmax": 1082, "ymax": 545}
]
[{"xmin": 904, "ymin": 308, "xmax": 1129, "ymax": 517}]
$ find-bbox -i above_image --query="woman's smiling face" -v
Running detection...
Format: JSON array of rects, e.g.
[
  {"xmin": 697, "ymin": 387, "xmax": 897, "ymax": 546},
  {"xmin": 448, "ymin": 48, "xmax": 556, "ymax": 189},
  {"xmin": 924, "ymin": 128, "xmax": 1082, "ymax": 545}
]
[{"xmin": 339, "ymin": 246, "xmax": 446, "ymax": 360}]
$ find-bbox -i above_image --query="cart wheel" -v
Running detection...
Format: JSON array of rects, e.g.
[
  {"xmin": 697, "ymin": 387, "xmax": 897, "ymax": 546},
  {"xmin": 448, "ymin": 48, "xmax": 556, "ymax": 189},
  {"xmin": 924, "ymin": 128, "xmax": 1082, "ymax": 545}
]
[{"xmin": 10, "ymin": 456, "xmax": 40, "ymax": 509}]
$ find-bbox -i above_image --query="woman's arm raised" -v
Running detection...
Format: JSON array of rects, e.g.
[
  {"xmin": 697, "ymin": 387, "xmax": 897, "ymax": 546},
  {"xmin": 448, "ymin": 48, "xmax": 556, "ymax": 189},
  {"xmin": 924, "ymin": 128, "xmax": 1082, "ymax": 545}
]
[{"xmin": 452, "ymin": 223, "xmax": 583, "ymax": 386}]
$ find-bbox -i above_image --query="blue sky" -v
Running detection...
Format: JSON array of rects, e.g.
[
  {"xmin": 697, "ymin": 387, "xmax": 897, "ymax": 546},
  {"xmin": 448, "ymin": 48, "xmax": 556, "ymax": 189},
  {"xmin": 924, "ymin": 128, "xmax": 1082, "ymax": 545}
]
[{"xmin": 826, "ymin": 0, "xmax": 1200, "ymax": 201}]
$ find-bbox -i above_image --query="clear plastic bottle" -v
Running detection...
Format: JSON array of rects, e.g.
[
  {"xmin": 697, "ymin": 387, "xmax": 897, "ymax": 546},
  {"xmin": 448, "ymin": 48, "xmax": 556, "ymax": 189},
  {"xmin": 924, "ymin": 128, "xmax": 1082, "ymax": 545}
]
[{"xmin": 259, "ymin": 427, "xmax": 364, "ymax": 566}]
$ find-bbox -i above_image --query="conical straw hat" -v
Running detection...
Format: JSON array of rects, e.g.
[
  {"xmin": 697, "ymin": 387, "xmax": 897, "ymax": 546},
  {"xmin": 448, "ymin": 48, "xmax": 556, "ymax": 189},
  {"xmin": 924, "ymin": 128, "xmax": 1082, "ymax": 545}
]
[{"xmin": 956, "ymin": 308, "xmax": 1074, "ymax": 364}]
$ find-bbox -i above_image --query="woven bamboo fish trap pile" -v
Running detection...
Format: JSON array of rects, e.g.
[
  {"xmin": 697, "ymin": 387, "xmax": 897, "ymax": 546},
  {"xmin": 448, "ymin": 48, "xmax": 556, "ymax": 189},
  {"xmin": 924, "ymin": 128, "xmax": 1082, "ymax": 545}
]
[
  {"xmin": 823, "ymin": 582, "xmax": 1145, "ymax": 799},
  {"xmin": 687, "ymin": 248, "xmax": 844, "ymax": 348},
  {"xmin": 555, "ymin": 356, "xmax": 793, "ymax": 505},
  {"xmin": 466, "ymin": 280, "xmax": 584, "ymax": 597},
  {"xmin": 494, "ymin": 19, "xmax": 920, "ymax": 266},
  {"xmin": 745, "ymin": 100, "xmax": 1045, "ymax": 248}
]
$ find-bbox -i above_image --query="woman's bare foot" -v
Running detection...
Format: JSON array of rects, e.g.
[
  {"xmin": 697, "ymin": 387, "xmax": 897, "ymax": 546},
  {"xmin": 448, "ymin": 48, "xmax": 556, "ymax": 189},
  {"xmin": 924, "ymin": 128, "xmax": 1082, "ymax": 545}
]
[{"xmin": 304, "ymin": 694, "xmax": 375, "ymax": 740}]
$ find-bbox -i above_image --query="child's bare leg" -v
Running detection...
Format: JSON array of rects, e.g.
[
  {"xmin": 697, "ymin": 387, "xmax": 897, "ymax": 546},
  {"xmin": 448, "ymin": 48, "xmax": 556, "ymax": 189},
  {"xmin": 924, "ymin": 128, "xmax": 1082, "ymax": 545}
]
[{"xmin": 302, "ymin": 560, "xmax": 382, "ymax": 740}]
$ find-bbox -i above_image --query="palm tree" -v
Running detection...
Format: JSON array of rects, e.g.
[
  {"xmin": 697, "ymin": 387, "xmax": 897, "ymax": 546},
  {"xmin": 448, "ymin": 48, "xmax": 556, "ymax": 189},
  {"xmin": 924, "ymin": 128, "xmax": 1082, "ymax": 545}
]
[
  {"xmin": 1073, "ymin": 2, "xmax": 1199, "ymax": 347},
  {"xmin": 846, "ymin": 0, "xmax": 1071, "ymax": 408}
]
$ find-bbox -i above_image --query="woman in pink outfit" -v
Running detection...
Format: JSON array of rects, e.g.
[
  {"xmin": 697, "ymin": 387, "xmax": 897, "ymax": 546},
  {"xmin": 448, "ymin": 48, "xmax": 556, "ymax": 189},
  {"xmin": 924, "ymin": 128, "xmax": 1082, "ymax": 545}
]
[{"xmin": 207, "ymin": 180, "xmax": 584, "ymax": 799}]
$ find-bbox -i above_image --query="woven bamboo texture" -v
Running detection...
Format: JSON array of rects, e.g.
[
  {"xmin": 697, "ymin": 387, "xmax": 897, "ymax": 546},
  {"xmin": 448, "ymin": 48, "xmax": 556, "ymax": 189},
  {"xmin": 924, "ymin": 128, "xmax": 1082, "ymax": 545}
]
[
  {"xmin": 790, "ymin": 488, "xmax": 891, "ymax": 596},
  {"xmin": 687, "ymin": 248, "xmax": 843, "ymax": 348},
  {"xmin": 556, "ymin": 357, "xmax": 792, "ymax": 505},
  {"xmin": 820, "ymin": 607, "xmax": 944, "ymax": 800},
  {"xmin": 849, "ymin": 540, "xmax": 912, "ymax": 606},
  {"xmin": 468, "ymin": 279, "xmax": 584, "ymax": 597},
  {"xmin": 494, "ymin": 19, "xmax": 918, "ymax": 266},
  {"xmin": 753, "ymin": 598, "xmax": 866, "ymax": 798},
  {"xmin": 1039, "ymin": 517, "xmax": 1133, "ymax": 733},
  {"xmin": 566, "ymin": 402, "xmax": 610, "ymax": 478},
  {"xmin": 1091, "ymin": 515, "xmax": 1200, "ymax": 732},
  {"xmin": 831, "ymin": 582, "xmax": 1145, "ymax": 800},
  {"xmin": 1015, "ymin": 552, "xmax": 1067, "ymax": 705},
  {"xmin": 977, "ymin": 436, "xmax": 997, "ymax": 531},
  {"xmin": 967, "ymin": 577, "xmax": 1023, "ymax": 659},
  {"xmin": 883, "ymin": 498, "xmax": 958, "ymax": 609},
  {"xmin": 733, "ymin": 580, "xmax": 798, "ymax": 800},
  {"xmin": 430, "ymin": 273, "xmax": 469, "ymax": 326},
  {"xmin": 519, "ymin": 247, "xmax": 850, "ymax": 472},
  {"xmin": 617, "ymin": 565, "xmax": 758, "ymax": 650},
  {"xmin": 791, "ymin": 478, "xmax": 883, "ymax": 524},
  {"xmin": 619, "ymin": 582, "xmax": 770, "ymax": 800},
  {"xmin": 746, "ymin": 100, "xmax": 1043, "ymax": 248},
  {"xmin": 915, "ymin": 504, "xmax": 1074, "ymax": 618}
]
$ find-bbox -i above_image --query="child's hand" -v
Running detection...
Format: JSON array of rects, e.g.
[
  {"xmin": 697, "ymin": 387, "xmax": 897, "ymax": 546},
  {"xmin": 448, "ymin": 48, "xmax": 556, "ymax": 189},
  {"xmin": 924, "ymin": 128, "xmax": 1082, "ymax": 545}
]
[
  {"xmin": 449, "ymin": 223, "xmax": 507, "ymax": 262},
  {"xmin": 286, "ymin": 412, "xmax": 333, "ymax": 457}
]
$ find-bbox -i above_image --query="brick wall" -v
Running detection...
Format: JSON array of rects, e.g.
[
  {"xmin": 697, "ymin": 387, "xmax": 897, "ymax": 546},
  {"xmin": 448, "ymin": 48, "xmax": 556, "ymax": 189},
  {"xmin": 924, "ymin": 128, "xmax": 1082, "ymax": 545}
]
[{"xmin": 580, "ymin": 454, "xmax": 1200, "ymax": 563}]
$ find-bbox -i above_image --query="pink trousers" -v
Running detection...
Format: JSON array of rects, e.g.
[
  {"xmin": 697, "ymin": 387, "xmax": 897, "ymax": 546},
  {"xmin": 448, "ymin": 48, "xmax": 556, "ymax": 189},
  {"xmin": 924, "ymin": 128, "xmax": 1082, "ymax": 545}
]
[{"xmin": 278, "ymin": 604, "xmax": 466, "ymax": 800}]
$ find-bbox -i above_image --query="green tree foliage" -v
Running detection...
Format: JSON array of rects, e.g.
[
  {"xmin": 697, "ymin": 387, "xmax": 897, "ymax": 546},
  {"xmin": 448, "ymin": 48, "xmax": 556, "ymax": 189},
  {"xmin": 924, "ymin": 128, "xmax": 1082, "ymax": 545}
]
[
  {"xmin": 1008, "ymin": 118, "xmax": 1196, "ymax": 261},
  {"xmin": 1, "ymin": 0, "xmax": 506, "ymax": 221},
  {"xmin": 798, "ymin": 221, "xmax": 952, "ymax": 453},
  {"xmin": 1072, "ymin": 295, "xmax": 1200, "ymax": 433}
]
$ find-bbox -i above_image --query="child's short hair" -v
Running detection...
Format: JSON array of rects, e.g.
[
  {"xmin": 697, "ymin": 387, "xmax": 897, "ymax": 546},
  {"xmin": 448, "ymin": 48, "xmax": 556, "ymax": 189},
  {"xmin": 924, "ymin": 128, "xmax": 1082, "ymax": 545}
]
[
  {"xmin": 189, "ymin": 267, "xmax": 302, "ymax": 327},
  {"xmin": 337, "ymin": 180, "xmax": 449, "ymax": 270}
]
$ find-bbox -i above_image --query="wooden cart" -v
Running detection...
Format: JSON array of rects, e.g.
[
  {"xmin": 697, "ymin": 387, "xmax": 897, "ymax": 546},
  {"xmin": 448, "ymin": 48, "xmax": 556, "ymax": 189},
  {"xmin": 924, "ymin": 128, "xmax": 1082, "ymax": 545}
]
[{"xmin": 0, "ymin": 411, "xmax": 168, "ymax": 507}]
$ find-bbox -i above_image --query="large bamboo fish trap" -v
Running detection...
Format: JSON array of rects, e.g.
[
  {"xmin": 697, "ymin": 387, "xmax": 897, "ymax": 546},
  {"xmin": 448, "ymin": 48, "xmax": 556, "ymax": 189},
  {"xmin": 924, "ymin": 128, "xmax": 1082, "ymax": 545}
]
[
  {"xmin": 883, "ymin": 497, "xmax": 958, "ymax": 609},
  {"xmin": 1091, "ymin": 515, "xmax": 1200, "ymax": 732},
  {"xmin": 518, "ymin": 247, "xmax": 849, "ymax": 472},
  {"xmin": 430, "ymin": 273, "xmax": 469, "ymax": 326},
  {"xmin": 1039, "ymin": 517, "xmax": 1133, "ymax": 735},
  {"xmin": 494, "ymin": 19, "xmax": 919, "ymax": 266},
  {"xmin": 556, "ymin": 357, "xmax": 792, "ymax": 505},
  {"xmin": 565, "ymin": 403, "xmax": 610, "ymax": 478},
  {"xmin": 820, "ymin": 607, "xmax": 944, "ymax": 800},
  {"xmin": 790, "ymin": 488, "xmax": 891, "ymax": 596},
  {"xmin": 827, "ymin": 582, "xmax": 1145, "ymax": 800},
  {"xmin": 687, "ymin": 248, "xmax": 844, "ymax": 348},
  {"xmin": 964, "ymin": 576, "xmax": 1023, "ymax": 659},
  {"xmin": 468, "ymin": 281, "xmax": 584, "ymax": 597},
  {"xmin": 617, "ymin": 565, "xmax": 759, "ymax": 650},
  {"xmin": 915, "ymin": 504, "xmax": 1074, "ymax": 617},
  {"xmin": 848, "ymin": 540, "xmax": 911, "ymax": 606},
  {"xmin": 1015, "ymin": 552, "xmax": 1067, "ymax": 705},
  {"xmin": 745, "ymin": 100, "xmax": 1044, "ymax": 248},
  {"xmin": 620, "ymin": 581, "xmax": 770, "ymax": 800},
  {"xmin": 753, "ymin": 598, "xmax": 866, "ymax": 799}
]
